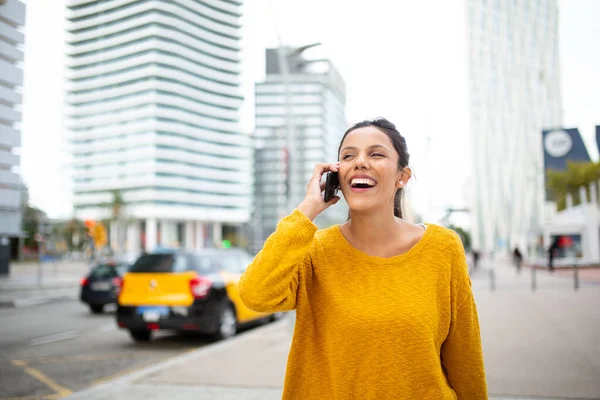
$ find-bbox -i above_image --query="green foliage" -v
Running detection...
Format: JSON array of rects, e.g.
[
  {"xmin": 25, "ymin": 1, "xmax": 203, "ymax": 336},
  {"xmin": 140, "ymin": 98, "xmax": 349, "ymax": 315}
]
[
  {"xmin": 449, "ymin": 225, "xmax": 472, "ymax": 251},
  {"xmin": 22, "ymin": 205, "xmax": 45, "ymax": 248},
  {"xmin": 547, "ymin": 161, "xmax": 600, "ymax": 210}
]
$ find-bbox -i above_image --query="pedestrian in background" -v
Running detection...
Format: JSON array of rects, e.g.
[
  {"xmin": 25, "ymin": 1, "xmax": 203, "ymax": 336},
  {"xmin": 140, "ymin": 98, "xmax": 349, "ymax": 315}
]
[
  {"xmin": 472, "ymin": 249, "xmax": 481, "ymax": 270},
  {"xmin": 513, "ymin": 247, "xmax": 523, "ymax": 274},
  {"xmin": 548, "ymin": 236, "xmax": 560, "ymax": 272},
  {"xmin": 239, "ymin": 118, "xmax": 487, "ymax": 399}
]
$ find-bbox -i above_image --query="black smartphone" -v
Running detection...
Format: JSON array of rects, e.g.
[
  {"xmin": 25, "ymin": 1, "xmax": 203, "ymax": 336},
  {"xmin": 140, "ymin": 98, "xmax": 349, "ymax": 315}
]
[{"xmin": 323, "ymin": 171, "xmax": 339, "ymax": 202}]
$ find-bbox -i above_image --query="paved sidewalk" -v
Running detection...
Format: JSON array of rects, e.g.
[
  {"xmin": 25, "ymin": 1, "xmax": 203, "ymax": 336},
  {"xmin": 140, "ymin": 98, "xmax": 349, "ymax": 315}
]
[
  {"xmin": 0, "ymin": 260, "xmax": 87, "ymax": 308},
  {"xmin": 66, "ymin": 260, "xmax": 600, "ymax": 400}
]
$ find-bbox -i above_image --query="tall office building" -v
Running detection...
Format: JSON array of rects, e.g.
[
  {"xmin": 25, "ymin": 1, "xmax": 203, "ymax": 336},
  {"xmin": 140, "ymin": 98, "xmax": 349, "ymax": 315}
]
[
  {"xmin": 0, "ymin": 0, "xmax": 25, "ymax": 267},
  {"xmin": 251, "ymin": 47, "xmax": 347, "ymax": 250},
  {"xmin": 66, "ymin": 0, "xmax": 249, "ymax": 253},
  {"xmin": 467, "ymin": 0, "xmax": 563, "ymax": 254}
]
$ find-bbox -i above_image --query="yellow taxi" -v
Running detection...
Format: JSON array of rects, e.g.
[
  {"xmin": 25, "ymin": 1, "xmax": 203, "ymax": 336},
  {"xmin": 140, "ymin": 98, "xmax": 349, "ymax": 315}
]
[{"xmin": 116, "ymin": 248, "xmax": 281, "ymax": 342}]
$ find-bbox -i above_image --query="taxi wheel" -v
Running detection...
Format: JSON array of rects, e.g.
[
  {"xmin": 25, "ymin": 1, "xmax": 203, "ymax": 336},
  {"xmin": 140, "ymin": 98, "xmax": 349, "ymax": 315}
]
[
  {"xmin": 129, "ymin": 329, "xmax": 152, "ymax": 342},
  {"xmin": 214, "ymin": 304, "xmax": 237, "ymax": 340}
]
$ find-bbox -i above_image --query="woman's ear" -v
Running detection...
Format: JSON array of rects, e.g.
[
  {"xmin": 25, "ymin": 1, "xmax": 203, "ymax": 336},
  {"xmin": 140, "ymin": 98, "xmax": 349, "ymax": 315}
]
[{"xmin": 396, "ymin": 167, "xmax": 412, "ymax": 188}]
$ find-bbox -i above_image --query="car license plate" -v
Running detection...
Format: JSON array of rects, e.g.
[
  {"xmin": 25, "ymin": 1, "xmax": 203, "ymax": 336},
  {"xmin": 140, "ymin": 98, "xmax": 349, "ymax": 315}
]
[
  {"xmin": 137, "ymin": 306, "xmax": 169, "ymax": 322},
  {"xmin": 91, "ymin": 282, "xmax": 111, "ymax": 291}
]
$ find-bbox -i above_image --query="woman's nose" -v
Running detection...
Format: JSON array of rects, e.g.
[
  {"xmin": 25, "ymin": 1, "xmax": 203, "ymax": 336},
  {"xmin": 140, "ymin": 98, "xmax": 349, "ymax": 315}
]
[{"xmin": 354, "ymin": 154, "xmax": 368, "ymax": 169}]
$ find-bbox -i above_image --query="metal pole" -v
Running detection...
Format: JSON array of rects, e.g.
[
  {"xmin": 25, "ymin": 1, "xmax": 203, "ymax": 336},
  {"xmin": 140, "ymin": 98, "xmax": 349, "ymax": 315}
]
[
  {"xmin": 488, "ymin": 267, "xmax": 496, "ymax": 292},
  {"xmin": 531, "ymin": 266, "xmax": 537, "ymax": 291},
  {"xmin": 574, "ymin": 264, "xmax": 579, "ymax": 291},
  {"xmin": 275, "ymin": 46, "xmax": 294, "ymax": 215}
]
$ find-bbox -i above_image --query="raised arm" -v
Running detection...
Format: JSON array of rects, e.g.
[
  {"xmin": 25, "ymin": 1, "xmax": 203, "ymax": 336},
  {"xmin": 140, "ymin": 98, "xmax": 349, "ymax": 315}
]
[
  {"xmin": 238, "ymin": 210, "xmax": 316, "ymax": 312},
  {"xmin": 239, "ymin": 162, "xmax": 341, "ymax": 313}
]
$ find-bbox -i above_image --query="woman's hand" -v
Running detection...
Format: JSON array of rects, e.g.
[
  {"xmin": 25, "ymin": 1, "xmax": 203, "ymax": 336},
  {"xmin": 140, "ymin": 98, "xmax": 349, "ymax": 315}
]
[{"xmin": 297, "ymin": 162, "xmax": 340, "ymax": 221}]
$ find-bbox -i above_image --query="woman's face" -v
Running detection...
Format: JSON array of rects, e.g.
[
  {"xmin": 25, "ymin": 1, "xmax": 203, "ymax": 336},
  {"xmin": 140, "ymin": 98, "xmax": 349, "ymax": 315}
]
[{"xmin": 338, "ymin": 126, "xmax": 407, "ymax": 214}]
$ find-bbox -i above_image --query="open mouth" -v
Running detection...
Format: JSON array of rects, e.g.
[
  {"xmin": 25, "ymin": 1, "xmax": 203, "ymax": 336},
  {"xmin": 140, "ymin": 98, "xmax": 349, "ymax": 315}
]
[{"xmin": 350, "ymin": 178, "xmax": 376, "ymax": 189}]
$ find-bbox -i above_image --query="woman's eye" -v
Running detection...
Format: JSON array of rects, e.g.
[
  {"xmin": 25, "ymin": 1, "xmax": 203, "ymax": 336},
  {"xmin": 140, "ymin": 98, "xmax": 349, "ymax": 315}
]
[
  {"xmin": 342, "ymin": 154, "xmax": 354, "ymax": 160},
  {"xmin": 371, "ymin": 153, "xmax": 384, "ymax": 157}
]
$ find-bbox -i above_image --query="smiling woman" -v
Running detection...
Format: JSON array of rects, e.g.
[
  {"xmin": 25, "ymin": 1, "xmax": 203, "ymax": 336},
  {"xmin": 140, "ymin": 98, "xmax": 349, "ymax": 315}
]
[{"xmin": 239, "ymin": 117, "xmax": 487, "ymax": 400}]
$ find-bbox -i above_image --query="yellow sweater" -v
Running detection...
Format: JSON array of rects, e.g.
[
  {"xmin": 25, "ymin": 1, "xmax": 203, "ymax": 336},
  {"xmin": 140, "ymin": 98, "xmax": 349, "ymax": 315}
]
[{"xmin": 239, "ymin": 210, "xmax": 487, "ymax": 400}]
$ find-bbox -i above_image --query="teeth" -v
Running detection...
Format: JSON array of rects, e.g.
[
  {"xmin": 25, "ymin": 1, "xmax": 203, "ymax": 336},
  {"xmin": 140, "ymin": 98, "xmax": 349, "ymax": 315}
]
[{"xmin": 351, "ymin": 178, "xmax": 376, "ymax": 187}]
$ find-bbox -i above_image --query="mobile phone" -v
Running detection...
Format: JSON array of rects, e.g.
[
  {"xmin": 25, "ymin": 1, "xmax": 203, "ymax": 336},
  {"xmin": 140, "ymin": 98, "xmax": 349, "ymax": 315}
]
[{"xmin": 323, "ymin": 171, "xmax": 339, "ymax": 202}]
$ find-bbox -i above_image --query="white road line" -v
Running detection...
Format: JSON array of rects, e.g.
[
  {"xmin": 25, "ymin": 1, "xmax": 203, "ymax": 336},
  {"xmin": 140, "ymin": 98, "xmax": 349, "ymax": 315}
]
[{"xmin": 31, "ymin": 330, "xmax": 78, "ymax": 346}]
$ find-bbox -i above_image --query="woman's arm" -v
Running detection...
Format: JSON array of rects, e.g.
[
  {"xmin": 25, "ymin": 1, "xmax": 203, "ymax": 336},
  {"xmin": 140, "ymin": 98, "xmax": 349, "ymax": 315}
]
[
  {"xmin": 239, "ymin": 162, "xmax": 340, "ymax": 313},
  {"xmin": 441, "ymin": 234, "xmax": 488, "ymax": 399},
  {"xmin": 238, "ymin": 209, "xmax": 317, "ymax": 313}
]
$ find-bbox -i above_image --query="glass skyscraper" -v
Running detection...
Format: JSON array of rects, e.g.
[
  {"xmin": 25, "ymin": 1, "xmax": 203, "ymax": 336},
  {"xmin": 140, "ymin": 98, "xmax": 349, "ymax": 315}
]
[
  {"xmin": 467, "ymin": 0, "xmax": 563, "ymax": 254},
  {"xmin": 0, "ymin": 0, "xmax": 25, "ymax": 243},
  {"xmin": 251, "ymin": 48, "xmax": 347, "ymax": 251},
  {"xmin": 66, "ymin": 0, "xmax": 249, "ymax": 252}
]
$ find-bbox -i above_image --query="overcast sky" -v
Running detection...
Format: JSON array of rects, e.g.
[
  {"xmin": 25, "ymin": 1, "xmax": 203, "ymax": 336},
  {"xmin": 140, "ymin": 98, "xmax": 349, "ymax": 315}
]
[{"xmin": 19, "ymin": 0, "xmax": 600, "ymax": 225}]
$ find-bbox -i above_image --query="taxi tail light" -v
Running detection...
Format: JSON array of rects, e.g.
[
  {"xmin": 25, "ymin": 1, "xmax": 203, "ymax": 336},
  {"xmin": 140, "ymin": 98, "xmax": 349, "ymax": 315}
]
[
  {"xmin": 113, "ymin": 276, "xmax": 124, "ymax": 296},
  {"xmin": 80, "ymin": 277, "xmax": 89, "ymax": 286},
  {"xmin": 190, "ymin": 275, "xmax": 212, "ymax": 299}
]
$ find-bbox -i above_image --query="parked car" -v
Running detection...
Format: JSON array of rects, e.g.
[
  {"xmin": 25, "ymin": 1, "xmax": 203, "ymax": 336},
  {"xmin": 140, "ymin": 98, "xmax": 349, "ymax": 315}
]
[
  {"xmin": 116, "ymin": 248, "xmax": 281, "ymax": 342},
  {"xmin": 80, "ymin": 260, "xmax": 131, "ymax": 314}
]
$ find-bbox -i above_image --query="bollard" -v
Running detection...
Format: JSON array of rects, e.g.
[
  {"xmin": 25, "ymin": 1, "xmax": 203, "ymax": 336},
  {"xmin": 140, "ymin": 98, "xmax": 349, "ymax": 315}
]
[
  {"xmin": 574, "ymin": 264, "xmax": 579, "ymax": 291},
  {"xmin": 531, "ymin": 266, "xmax": 537, "ymax": 291},
  {"xmin": 489, "ymin": 268, "xmax": 496, "ymax": 292}
]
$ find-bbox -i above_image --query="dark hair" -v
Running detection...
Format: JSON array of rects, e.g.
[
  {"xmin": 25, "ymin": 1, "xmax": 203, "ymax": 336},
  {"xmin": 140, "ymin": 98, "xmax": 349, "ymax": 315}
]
[{"xmin": 338, "ymin": 117, "xmax": 410, "ymax": 219}]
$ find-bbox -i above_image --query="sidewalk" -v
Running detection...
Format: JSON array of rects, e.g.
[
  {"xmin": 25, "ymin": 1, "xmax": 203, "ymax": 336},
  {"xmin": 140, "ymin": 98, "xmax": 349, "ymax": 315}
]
[
  {"xmin": 67, "ymin": 260, "xmax": 600, "ymax": 400},
  {"xmin": 0, "ymin": 260, "xmax": 87, "ymax": 308}
]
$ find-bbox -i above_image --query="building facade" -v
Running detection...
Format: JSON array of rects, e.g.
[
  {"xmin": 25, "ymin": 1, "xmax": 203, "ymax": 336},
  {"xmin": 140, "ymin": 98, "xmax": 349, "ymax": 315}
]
[
  {"xmin": 251, "ymin": 47, "xmax": 347, "ymax": 251},
  {"xmin": 0, "ymin": 0, "xmax": 25, "ymax": 254},
  {"xmin": 467, "ymin": 0, "xmax": 563, "ymax": 255},
  {"xmin": 65, "ymin": 0, "xmax": 249, "ymax": 253}
]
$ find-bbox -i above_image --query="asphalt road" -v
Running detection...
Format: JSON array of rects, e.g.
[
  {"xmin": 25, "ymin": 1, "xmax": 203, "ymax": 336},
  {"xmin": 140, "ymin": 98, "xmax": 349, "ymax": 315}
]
[{"xmin": 0, "ymin": 299, "xmax": 214, "ymax": 399}]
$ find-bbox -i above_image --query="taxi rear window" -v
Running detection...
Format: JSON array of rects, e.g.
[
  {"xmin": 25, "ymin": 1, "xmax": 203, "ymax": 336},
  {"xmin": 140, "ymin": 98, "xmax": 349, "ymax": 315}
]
[{"xmin": 129, "ymin": 254, "xmax": 187, "ymax": 273}]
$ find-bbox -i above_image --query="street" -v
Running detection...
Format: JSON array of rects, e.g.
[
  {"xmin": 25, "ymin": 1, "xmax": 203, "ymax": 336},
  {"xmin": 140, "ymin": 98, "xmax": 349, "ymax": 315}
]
[{"xmin": 0, "ymin": 299, "xmax": 212, "ymax": 399}]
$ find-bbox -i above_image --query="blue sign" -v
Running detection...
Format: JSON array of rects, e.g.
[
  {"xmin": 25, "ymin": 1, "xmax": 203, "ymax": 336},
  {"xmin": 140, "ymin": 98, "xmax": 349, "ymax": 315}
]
[{"xmin": 543, "ymin": 128, "xmax": 592, "ymax": 200}]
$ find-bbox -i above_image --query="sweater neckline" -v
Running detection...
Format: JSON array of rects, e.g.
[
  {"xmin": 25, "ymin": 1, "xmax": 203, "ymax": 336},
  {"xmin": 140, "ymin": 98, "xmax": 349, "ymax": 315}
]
[{"xmin": 332, "ymin": 223, "xmax": 435, "ymax": 264}]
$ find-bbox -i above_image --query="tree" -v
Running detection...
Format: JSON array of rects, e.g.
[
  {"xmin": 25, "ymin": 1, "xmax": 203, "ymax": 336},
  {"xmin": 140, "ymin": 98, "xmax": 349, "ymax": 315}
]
[
  {"xmin": 98, "ymin": 190, "xmax": 128, "ymax": 255},
  {"xmin": 448, "ymin": 225, "xmax": 472, "ymax": 252},
  {"xmin": 546, "ymin": 161, "xmax": 600, "ymax": 211}
]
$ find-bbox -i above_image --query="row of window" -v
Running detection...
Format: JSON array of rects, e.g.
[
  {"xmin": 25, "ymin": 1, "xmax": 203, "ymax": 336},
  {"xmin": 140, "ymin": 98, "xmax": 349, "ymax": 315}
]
[
  {"xmin": 71, "ymin": 34, "xmax": 237, "ymax": 66},
  {"xmin": 75, "ymin": 200, "xmax": 245, "ymax": 210},
  {"xmin": 72, "ymin": 129, "xmax": 245, "ymax": 149},
  {"xmin": 74, "ymin": 157, "xmax": 244, "ymax": 172},
  {"xmin": 70, "ymin": 88, "xmax": 237, "ymax": 112},
  {"xmin": 71, "ymin": 16, "xmax": 239, "ymax": 53},
  {"xmin": 71, "ymin": 99, "xmax": 238, "ymax": 123},
  {"xmin": 74, "ymin": 185, "xmax": 249, "ymax": 197},
  {"xmin": 69, "ymin": 0, "xmax": 241, "ymax": 23},
  {"xmin": 70, "ymin": 0, "xmax": 241, "ymax": 32},
  {"xmin": 70, "ymin": 48, "xmax": 239, "ymax": 77},
  {"xmin": 70, "ymin": 74, "xmax": 243, "ymax": 102}
]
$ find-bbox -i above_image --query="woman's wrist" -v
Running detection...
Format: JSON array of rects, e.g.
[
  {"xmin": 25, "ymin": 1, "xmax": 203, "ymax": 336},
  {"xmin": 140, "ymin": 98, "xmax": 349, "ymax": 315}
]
[{"xmin": 297, "ymin": 200, "xmax": 320, "ymax": 221}]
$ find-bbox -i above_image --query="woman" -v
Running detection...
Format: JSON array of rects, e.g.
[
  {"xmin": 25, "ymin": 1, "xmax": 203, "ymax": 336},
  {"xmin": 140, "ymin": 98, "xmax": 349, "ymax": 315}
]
[{"xmin": 239, "ymin": 118, "xmax": 487, "ymax": 399}]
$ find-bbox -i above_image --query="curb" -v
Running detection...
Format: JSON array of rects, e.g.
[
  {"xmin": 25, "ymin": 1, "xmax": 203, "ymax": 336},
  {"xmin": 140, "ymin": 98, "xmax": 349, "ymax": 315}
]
[{"xmin": 65, "ymin": 319, "xmax": 288, "ymax": 399}]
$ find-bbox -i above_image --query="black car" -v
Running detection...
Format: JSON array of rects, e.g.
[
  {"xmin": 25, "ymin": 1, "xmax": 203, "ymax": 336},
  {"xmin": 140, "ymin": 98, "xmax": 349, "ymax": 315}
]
[{"xmin": 80, "ymin": 261, "xmax": 130, "ymax": 314}]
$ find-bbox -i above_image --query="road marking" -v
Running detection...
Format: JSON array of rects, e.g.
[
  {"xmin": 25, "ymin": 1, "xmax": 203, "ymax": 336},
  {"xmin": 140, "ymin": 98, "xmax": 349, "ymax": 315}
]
[
  {"xmin": 2, "ymin": 395, "xmax": 61, "ymax": 400},
  {"xmin": 10, "ymin": 361, "xmax": 72, "ymax": 398},
  {"xmin": 90, "ymin": 347, "xmax": 198, "ymax": 386},
  {"xmin": 21, "ymin": 353, "xmax": 132, "ymax": 365},
  {"xmin": 30, "ymin": 331, "xmax": 78, "ymax": 346}
]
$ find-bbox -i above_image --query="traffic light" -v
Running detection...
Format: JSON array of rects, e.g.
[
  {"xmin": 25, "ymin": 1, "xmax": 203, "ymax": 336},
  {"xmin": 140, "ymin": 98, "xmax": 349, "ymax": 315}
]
[{"xmin": 92, "ymin": 222, "xmax": 107, "ymax": 248}]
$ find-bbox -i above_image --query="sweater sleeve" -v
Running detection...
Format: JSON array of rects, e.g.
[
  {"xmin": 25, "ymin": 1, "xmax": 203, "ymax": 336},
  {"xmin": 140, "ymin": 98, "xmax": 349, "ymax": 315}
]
[
  {"xmin": 238, "ymin": 209, "xmax": 317, "ymax": 313},
  {"xmin": 441, "ymin": 235, "xmax": 488, "ymax": 399}
]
